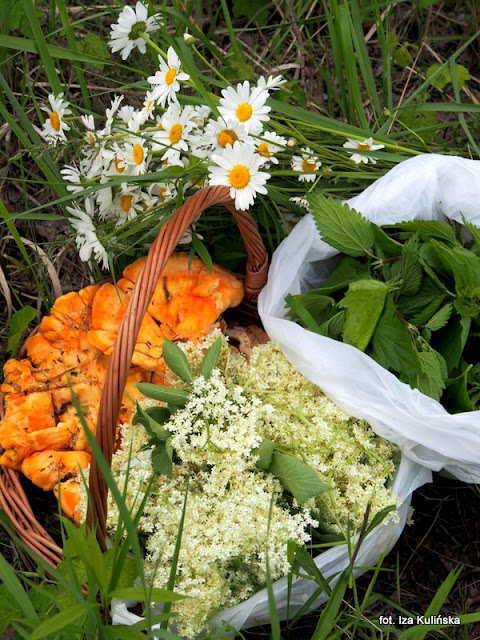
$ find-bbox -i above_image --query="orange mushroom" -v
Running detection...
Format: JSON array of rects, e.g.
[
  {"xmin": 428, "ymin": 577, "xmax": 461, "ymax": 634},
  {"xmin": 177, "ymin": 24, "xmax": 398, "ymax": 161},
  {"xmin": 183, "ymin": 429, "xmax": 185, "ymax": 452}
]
[{"xmin": 0, "ymin": 253, "xmax": 244, "ymax": 522}]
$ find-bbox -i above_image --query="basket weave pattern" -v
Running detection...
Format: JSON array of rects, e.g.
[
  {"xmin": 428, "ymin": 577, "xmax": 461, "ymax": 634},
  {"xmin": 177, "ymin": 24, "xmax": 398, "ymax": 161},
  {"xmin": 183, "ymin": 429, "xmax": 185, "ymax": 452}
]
[{"xmin": 0, "ymin": 185, "xmax": 268, "ymax": 563}]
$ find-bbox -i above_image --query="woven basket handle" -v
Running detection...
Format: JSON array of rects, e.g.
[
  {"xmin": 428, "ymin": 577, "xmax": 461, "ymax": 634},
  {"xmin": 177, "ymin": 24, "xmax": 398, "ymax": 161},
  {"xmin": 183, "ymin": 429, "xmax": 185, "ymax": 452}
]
[{"xmin": 88, "ymin": 186, "xmax": 268, "ymax": 548}]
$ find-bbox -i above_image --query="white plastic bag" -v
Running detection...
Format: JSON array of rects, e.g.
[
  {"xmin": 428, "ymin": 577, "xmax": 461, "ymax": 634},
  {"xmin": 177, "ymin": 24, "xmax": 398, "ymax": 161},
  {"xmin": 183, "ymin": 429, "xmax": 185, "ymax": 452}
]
[{"xmin": 258, "ymin": 153, "xmax": 480, "ymax": 485}]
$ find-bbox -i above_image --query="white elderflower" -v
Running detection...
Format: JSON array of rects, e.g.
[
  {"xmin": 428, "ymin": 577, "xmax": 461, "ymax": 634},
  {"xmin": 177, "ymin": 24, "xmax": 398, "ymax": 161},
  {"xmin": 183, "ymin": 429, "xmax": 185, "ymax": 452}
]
[
  {"xmin": 209, "ymin": 140, "xmax": 270, "ymax": 210},
  {"xmin": 148, "ymin": 46, "xmax": 190, "ymax": 107},
  {"xmin": 255, "ymin": 130, "xmax": 287, "ymax": 166},
  {"xmin": 218, "ymin": 81, "xmax": 271, "ymax": 134},
  {"xmin": 41, "ymin": 93, "xmax": 72, "ymax": 145},
  {"xmin": 67, "ymin": 197, "xmax": 108, "ymax": 269},
  {"xmin": 343, "ymin": 137, "xmax": 384, "ymax": 164},
  {"xmin": 150, "ymin": 102, "xmax": 196, "ymax": 159},
  {"xmin": 291, "ymin": 146, "xmax": 321, "ymax": 182},
  {"xmin": 108, "ymin": 1, "xmax": 161, "ymax": 60}
]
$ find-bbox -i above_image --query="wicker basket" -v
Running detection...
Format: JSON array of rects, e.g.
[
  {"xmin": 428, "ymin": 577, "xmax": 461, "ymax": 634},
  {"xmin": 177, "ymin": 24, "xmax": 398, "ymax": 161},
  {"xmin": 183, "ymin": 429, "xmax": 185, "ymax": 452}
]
[{"xmin": 0, "ymin": 185, "xmax": 268, "ymax": 564}]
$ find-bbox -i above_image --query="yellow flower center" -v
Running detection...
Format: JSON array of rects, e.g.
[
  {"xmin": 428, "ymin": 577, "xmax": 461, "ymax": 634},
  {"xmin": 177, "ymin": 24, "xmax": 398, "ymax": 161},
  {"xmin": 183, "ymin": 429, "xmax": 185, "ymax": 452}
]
[
  {"xmin": 358, "ymin": 143, "xmax": 371, "ymax": 151},
  {"xmin": 302, "ymin": 158, "xmax": 317, "ymax": 172},
  {"xmin": 88, "ymin": 132, "xmax": 95, "ymax": 144},
  {"xmin": 165, "ymin": 68, "xmax": 177, "ymax": 86},
  {"xmin": 218, "ymin": 129, "xmax": 238, "ymax": 148},
  {"xmin": 159, "ymin": 186, "xmax": 167, "ymax": 203},
  {"xmin": 120, "ymin": 195, "xmax": 133, "ymax": 212},
  {"xmin": 169, "ymin": 123, "xmax": 183, "ymax": 144},
  {"xmin": 257, "ymin": 142, "xmax": 271, "ymax": 158},
  {"xmin": 229, "ymin": 164, "xmax": 250, "ymax": 189},
  {"xmin": 146, "ymin": 100, "xmax": 153, "ymax": 112},
  {"xmin": 236, "ymin": 102, "xmax": 253, "ymax": 122},
  {"xmin": 49, "ymin": 111, "xmax": 61, "ymax": 131},
  {"xmin": 115, "ymin": 158, "xmax": 125, "ymax": 173},
  {"xmin": 133, "ymin": 143, "xmax": 144, "ymax": 164}
]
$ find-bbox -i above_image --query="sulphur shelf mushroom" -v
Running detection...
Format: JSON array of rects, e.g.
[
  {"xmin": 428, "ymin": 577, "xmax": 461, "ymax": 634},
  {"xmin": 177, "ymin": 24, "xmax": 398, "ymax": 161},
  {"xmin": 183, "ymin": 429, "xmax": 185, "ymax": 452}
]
[{"xmin": 0, "ymin": 253, "xmax": 244, "ymax": 522}]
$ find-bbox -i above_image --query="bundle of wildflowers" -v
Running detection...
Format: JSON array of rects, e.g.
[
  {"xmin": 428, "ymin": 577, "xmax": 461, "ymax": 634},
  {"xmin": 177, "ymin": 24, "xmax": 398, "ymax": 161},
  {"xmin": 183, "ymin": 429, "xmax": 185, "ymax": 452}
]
[
  {"xmin": 37, "ymin": 1, "xmax": 386, "ymax": 272},
  {"xmin": 103, "ymin": 330, "xmax": 400, "ymax": 637}
]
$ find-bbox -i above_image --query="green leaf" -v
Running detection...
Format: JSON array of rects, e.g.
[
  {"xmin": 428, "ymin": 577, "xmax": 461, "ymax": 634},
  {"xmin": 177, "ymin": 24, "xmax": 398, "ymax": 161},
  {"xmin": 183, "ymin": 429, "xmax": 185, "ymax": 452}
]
[
  {"xmin": 397, "ymin": 235, "xmax": 424, "ymax": 297},
  {"xmin": 191, "ymin": 231, "xmax": 213, "ymax": 273},
  {"xmin": 366, "ymin": 504, "xmax": 398, "ymax": 535},
  {"xmin": 29, "ymin": 604, "xmax": 87, "ymax": 640},
  {"xmin": 7, "ymin": 305, "xmax": 37, "ymax": 355},
  {"xmin": 386, "ymin": 220, "xmax": 458, "ymax": 246},
  {"xmin": 445, "ymin": 365, "xmax": 474, "ymax": 413},
  {"xmin": 162, "ymin": 338, "xmax": 194, "ymax": 385},
  {"xmin": 79, "ymin": 32, "xmax": 107, "ymax": 70},
  {"xmin": 253, "ymin": 439, "xmax": 277, "ymax": 471},
  {"xmin": 372, "ymin": 225, "xmax": 403, "ymax": 258},
  {"xmin": 151, "ymin": 439, "xmax": 173, "ymax": 476},
  {"xmin": 0, "ymin": 553, "xmax": 38, "ymax": 620},
  {"xmin": 426, "ymin": 62, "xmax": 470, "ymax": 90},
  {"xmin": 369, "ymin": 294, "xmax": 418, "ymax": 375},
  {"xmin": 341, "ymin": 279, "xmax": 388, "ymax": 351},
  {"xmin": 286, "ymin": 292, "xmax": 336, "ymax": 330},
  {"xmin": 393, "ymin": 42, "xmax": 415, "ymax": 68},
  {"xmin": 133, "ymin": 404, "xmax": 170, "ymax": 440},
  {"xmin": 137, "ymin": 383, "xmax": 190, "ymax": 407},
  {"xmin": 314, "ymin": 256, "xmax": 371, "ymax": 295},
  {"xmin": 436, "ymin": 315, "xmax": 471, "ymax": 373},
  {"xmin": 268, "ymin": 453, "xmax": 331, "ymax": 505},
  {"xmin": 425, "ymin": 303, "xmax": 453, "ymax": 331},
  {"xmin": 0, "ymin": 585, "xmax": 23, "ymax": 635},
  {"xmin": 199, "ymin": 337, "xmax": 222, "ymax": 380},
  {"xmin": 294, "ymin": 546, "xmax": 332, "ymax": 596},
  {"xmin": 462, "ymin": 216, "xmax": 480, "ymax": 249},
  {"xmin": 411, "ymin": 349, "xmax": 448, "ymax": 401},
  {"xmin": 311, "ymin": 569, "xmax": 349, "ymax": 640},
  {"xmin": 318, "ymin": 310, "xmax": 346, "ymax": 340},
  {"xmin": 430, "ymin": 240, "xmax": 480, "ymax": 295},
  {"xmin": 109, "ymin": 587, "xmax": 187, "ymax": 602},
  {"xmin": 307, "ymin": 193, "xmax": 375, "ymax": 257}
]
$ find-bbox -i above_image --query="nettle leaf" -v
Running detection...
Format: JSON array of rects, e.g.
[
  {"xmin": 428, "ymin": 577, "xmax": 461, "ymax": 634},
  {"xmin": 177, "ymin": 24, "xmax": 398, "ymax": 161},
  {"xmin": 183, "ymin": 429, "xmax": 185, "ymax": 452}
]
[
  {"xmin": 446, "ymin": 364, "xmax": 474, "ymax": 413},
  {"xmin": 200, "ymin": 337, "xmax": 222, "ymax": 380},
  {"xmin": 398, "ymin": 235, "xmax": 423, "ymax": 297},
  {"xmin": 136, "ymin": 383, "xmax": 190, "ymax": 407},
  {"xmin": 386, "ymin": 220, "xmax": 458, "ymax": 246},
  {"xmin": 425, "ymin": 302, "xmax": 453, "ymax": 331},
  {"xmin": 285, "ymin": 294, "xmax": 329, "ymax": 335},
  {"xmin": 462, "ymin": 216, "xmax": 480, "ymax": 250},
  {"xmin": 151, "ymin": 439, "xmax": 173, "ymax": 476},
  {"xmin": 372, "ymin": 224, "xmax": 403, "ymax": 258},
  {"xmin": 430, "ymin": 241, "xmax": 480, "ymax": 295},
  {"xmin": 253, "ymin": 439, "xmax": 277, "ymax": 471},
  {"xmin": 162, "ymin": 338, "xmax": 194, "ymax": 385},
  {"xmin": 307, "ymin": 193, "xmax": 375, "ymax": 257},
  {"xmin": 318, "ymin": 310, "xmax": 345, "ymax": 339},
  {"xmin": 315, "ymin": 256, "xmax": 371, "ymax": 295},
  {"xmin": 436, "ymin": 315, "xmax": 471, "ymax": 373},
  {"xmin": 269, "ymin": 453, "xmax": 330, "ymax": 504},
  {"xmin": 287, "ymin": 292, "xmax": 335, "ymax": 326},
  {"xmin": 369, "ymin": 294, "xmax": 418, "ymax": 375},
  {"xmin": 415, "ymin": 349, "xmax": 448, "ymax": 401},
  {"xmin": 341, "ymin": 279, "xmax": 388, "ymax": 351}
]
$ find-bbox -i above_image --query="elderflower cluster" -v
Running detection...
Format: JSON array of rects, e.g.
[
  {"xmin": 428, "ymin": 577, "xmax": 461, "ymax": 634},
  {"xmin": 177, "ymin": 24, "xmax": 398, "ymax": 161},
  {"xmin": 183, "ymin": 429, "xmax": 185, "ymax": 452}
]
[{"xmin": 106, "ymin": 331, "xmax": 399, "ymax": 636}]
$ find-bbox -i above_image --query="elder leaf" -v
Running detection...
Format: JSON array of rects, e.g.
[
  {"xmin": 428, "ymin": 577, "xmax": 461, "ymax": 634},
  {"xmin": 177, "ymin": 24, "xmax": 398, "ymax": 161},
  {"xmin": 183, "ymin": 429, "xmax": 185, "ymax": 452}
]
[
  {"xmin": 162, "ymin": 338, "xmax": 194, "ymax": 385},
  {"xmin": 369, "ymin": 294, "xmax": 418, "ymax": 375},
  {"xmin": 307, "ymin": 193, "xmax": 375, "ymax": 257},
  {"xmin": 136, "ymin": 383, "xmax": 189, "ymax": 407},
  {"xmin": 134, "ymin": 404, "xmax": 170, "ymax": 440},
  {"xmin": 253, "ymin": 439, "xmax": 277, "ymax": 471},
  {"xmin": 341, "ymin": 279, "xmax": 388, "ymax": 351},
  {"xmin": 200, "ymin": 336, "xmax": 222, "ymax": 380},
  {"xmin": 268, "ymin": 452, "xmax": 331, "ymax": 504},
  {"xmin": 151, "ymin": 439, "xmax": 173, "ymax": 476}
]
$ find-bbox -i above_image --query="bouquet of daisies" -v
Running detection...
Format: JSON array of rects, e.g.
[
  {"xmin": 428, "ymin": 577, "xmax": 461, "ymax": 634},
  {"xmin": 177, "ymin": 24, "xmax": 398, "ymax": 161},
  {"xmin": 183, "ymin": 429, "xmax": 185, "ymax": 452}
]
[{"xmin": 38, "ymin": 1, "xmax": 386, "ymax": 272}]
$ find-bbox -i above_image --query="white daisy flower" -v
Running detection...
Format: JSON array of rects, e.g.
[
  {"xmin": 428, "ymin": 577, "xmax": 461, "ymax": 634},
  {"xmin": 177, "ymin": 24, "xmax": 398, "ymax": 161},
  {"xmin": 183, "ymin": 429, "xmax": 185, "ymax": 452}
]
[
  {"xmin": 256, "ymin": 74, "xmax": 287, "ymax": 91},
  {"xmin": 126, "ymin": 109, "xmax": 149, "ymax": 132},
  {"xmin": 141, "ymin": 90, "xmax": 159, "ymax": 119},
  {"xmin": 218, "ymin": 81, "xmax": 271, "ymax": 134},
  {"xmin": 113, "ymin": 184, "xmax": 144, "ymax": 226},
  {"xmin": 100, "ymin": 95, "xmax": 124, "ymax": 137},
  {"xmin": 67, "ymin": 198, "xmax": 109, "ymax": 269},
  {"xmin": 147, "ymin": 182, "xmax": 176, "ymax": 205},
  {"xmin": 343, "ymin": 137, "xmax": 384, "ymax": 164},
  {"xmin": 41, "ymin": 93, "xmax": 72, "ymax": 145},
  {"xmin": 81, "ymin": 114, "xmax": 97, "ymax": 146},
  {"xmin": 192, "ymin": 105, "xmax": 211, "ymax": 128},
  {"xmin": 148, "ymin": 47, "xmax": 190, "ymax": 107},
  {"xmin": 203, "ymin": 117, "xmax": 250, "ymax": 153},
  {"xmin": 150, "ymin": 103, "xmax": 196, "ymax": 159},
  {"xmin": 289, "ymin": 196, "xmax": 310, "ymax": 210},
  {"xmin": 255, "ymin": 130, "xmax": 287, "ymax": 166},
  {"xmin": 61, "ymin": 165, "xmax": 84, "ymax": 193},
  {"xmin": 208, "ymin": 140, "xmax": 270, "ymax": 210},
  {"xmin": 123, "ymin": 136, "xmax": 149, "ymax": 175},
  {"xmin": 291, "ymin": 147, "xmax": 321, "ymax": 182},
  {"xmin": 109, "ymin": 2, "xmax": 161, "ymax": 61}
]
